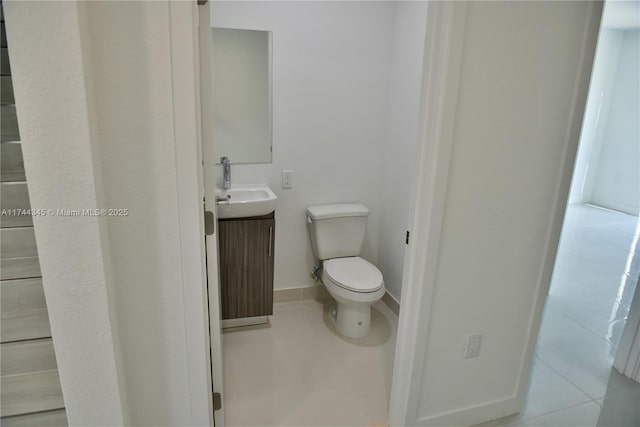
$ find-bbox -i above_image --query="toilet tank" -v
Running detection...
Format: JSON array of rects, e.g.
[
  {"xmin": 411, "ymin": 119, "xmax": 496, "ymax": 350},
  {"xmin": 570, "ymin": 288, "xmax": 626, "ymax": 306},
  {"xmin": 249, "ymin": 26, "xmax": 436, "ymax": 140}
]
[{"xmin": 306, "ymin": 203, "xmax": 369, "ymax": 260}]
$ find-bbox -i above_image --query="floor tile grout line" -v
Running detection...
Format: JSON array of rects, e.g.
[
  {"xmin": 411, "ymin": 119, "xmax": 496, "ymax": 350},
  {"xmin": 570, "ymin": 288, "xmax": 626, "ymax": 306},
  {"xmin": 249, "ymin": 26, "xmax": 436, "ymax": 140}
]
[
  {"xmin": 539, "ymin": 304, "xmax": 623, "ymax": 348},
  {"xmin": 535, "ymin": 353, "xmax": 605, "ymax": 402},
  {"xmin": 518, "ymin": 399, "xmax": 600, "ymax": 423},
  {"xmin": 548, "ymin": 286, "xmax": 626, "ymax": 309},
  {"xmin": 553, "ymin": 312, "xmax": 622, "ymax": 347}
]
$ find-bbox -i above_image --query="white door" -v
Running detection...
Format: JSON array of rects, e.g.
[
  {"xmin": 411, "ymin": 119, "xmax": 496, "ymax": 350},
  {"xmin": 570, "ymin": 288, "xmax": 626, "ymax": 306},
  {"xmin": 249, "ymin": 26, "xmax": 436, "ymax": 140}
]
[
  {"xmin": 390, "ymin": 1, "xmax": 603, "ymax": 425},
  {"xmin": 198, "ymin": 3, "xmax": 225, "ymax": 426}
]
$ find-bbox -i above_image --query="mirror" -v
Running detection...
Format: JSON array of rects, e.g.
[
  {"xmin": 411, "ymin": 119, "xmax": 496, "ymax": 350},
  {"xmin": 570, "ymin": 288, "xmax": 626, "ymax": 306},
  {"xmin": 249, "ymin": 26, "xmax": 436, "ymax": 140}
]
[{"xmin": 212, "ymin": 28, "xmax": 272, "ymax": 164}]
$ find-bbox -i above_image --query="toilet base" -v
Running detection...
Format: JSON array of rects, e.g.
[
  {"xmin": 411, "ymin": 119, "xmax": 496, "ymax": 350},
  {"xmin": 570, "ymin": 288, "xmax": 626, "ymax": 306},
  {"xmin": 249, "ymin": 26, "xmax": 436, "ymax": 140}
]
[
  {"xmin": 321, "ymin": 272, "xmax": 385, "ymax": 340},
  {"xmin": 331, "ymin": 303, "xmax": 371, "ymax": 339}
]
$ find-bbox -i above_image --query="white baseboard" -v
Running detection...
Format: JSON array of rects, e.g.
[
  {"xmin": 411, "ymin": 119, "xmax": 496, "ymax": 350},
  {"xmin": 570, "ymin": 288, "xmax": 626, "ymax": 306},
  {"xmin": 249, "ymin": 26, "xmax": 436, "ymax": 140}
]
[
  {"xmin": 222, "ymin": 316, "xmax": 268, "ymax": 329},
  {"xmin": 382, "ymin": 291, "xmax": 400, "ymax": 316},
  {"xmin": 416, "ymin": 395, "xmax": 522, "ymax": 426},
  {"xmin": 274, "ymin": 286, "xmax": 400, "ymax": 317}
]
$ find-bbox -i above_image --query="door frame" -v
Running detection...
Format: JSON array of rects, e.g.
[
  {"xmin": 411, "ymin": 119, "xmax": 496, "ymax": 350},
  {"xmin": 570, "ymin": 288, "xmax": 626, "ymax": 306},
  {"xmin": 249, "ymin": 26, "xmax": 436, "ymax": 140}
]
[
  {"xmin": 199, "ymin": 0, "xmax": 227, "ymax": 425},
  {"xmin": 388, "ymin": 1, "xmax": 468, "ymax": 425},
  {"xmin": 168, "ymin": 1, "xmax": 215, "ymax": 425}
]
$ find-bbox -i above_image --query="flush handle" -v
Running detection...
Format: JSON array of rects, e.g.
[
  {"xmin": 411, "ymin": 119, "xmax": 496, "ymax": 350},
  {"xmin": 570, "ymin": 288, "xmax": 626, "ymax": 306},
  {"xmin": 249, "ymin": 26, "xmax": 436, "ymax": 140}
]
[{"xmin": 268, "ymin": 226, "xmax": 273, "ymax": 257}]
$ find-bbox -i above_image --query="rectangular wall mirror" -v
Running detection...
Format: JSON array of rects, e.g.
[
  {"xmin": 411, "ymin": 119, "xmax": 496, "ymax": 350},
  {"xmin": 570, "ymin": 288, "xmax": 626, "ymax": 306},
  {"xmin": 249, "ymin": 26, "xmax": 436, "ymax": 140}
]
[{"xmin": 212, "ymin": 27, "xmax": 272, "ymax": 164}]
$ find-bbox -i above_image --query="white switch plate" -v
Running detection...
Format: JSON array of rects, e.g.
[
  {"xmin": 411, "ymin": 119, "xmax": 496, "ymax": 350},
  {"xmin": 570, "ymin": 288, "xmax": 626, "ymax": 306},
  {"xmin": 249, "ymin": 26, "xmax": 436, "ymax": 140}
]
[{"xmin": 282, "ymin": 170, "xmax": 293, "ymax": 189}]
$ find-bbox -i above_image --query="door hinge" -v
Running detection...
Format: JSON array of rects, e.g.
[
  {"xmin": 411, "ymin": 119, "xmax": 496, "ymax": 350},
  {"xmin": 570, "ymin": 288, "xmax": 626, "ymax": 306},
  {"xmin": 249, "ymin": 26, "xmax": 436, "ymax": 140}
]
[
  {"xmin": 213, "ymin": 392, "xmax": 222, "ymax": 411},
  {"xmin": 405, "ymin": 231, "xmax": 410, "ymax": 245},
  {"xmin": 205, "ymin": 210, "xmax": 215, "ymax": 235}
]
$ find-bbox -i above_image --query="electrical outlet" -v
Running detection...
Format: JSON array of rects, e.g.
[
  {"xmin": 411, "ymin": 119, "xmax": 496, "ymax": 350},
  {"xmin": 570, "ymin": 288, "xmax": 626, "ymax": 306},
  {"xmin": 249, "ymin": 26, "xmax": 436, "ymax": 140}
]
[
  {"xmin": 282, "ymin": 170, "xmax": 293, "ymax": 189},
  {"xmin": 464, "ymin": 333, "xmax": 483, "ymax": 359}
]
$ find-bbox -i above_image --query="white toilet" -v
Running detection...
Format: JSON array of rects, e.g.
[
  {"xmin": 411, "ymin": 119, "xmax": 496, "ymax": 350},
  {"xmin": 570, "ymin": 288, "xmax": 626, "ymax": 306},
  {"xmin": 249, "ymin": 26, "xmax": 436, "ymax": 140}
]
[{"xmin": 306, "ymin": 203, "xmax": 385, "ymax": 339}]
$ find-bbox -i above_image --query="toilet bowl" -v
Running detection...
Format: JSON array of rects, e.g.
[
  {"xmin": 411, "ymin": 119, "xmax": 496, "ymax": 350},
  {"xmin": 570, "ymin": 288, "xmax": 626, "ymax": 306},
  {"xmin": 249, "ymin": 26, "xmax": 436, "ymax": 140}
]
[
  {"xmin": 321, "ymin": 256, "xmax": 385, "ymax": 338},
  {"xmin": 306, "ymin": 203, "xmax": 385, "ymax": 339}
]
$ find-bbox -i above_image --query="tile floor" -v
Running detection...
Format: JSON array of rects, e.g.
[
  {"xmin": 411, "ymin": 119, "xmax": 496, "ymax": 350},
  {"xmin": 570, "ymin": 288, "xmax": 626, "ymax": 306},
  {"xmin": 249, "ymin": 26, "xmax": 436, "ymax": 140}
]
[
  {"xmin": 479, "ymin": 204, "xmax": 640, "ymax": 427},
  {"xmin": 222, "ymin": 298, "xmax": 398, "ymax": 427},
  {"xmin": 222, "ymin": 204, "xmax": 640, "ymax": 427}
]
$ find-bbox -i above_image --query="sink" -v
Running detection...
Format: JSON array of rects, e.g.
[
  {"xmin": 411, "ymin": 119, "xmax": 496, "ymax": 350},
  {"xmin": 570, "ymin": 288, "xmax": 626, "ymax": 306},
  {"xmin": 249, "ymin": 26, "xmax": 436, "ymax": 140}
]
[{"xmin": 216, "ymin": 184, "xmax": 277, "ymax": 219}]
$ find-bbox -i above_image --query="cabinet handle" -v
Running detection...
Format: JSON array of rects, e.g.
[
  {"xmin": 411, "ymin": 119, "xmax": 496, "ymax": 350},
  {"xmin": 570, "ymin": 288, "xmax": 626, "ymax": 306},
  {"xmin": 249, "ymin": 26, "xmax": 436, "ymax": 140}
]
[{"xmin": 268, "ymin": 226, "xmax": 273, "ymax": 257}]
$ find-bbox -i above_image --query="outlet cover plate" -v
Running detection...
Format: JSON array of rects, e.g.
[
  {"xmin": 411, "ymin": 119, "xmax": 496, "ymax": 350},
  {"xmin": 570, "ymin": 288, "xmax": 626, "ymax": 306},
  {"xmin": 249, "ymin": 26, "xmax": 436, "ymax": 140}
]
[
  {"xmin": 464, "ymin": 333, "xmax": 483, "ymax": 358},
  {"xmin": 282, "ymin": 170, "xmax": 293, "ymax": 189}
]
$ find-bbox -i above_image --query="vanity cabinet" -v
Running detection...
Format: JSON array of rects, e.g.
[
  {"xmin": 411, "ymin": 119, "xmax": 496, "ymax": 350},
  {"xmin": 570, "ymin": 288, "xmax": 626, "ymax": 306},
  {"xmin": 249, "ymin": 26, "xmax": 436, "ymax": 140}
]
[{"xmin": 218, "ymin": 212, "xmax": 274, "ymax": 319}]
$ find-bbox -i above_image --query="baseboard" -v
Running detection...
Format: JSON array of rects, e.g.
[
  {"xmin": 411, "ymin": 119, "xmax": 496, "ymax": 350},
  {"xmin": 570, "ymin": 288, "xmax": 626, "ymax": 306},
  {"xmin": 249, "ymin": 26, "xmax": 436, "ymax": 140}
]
[
  {"xmin": 273, "ymin": 285, "xmax": 332, "ymax": 303},
  {"xmin": 222, "ymin": 316, "xmax": 268, "ymax": 329},
  {"xmin": 382, "ymin": 291, "xmax": 400, "ymax": 316},
  {"xmin": 416, "ymin": 395, "xmax": 521, "ymax": 426},
  {"xmin": 274, "ymin": 286, "xmax": 400, "ymax": 316},
  {"xmin": 272, "ymin": 287, "xmax": 304, "ymax": 303}
]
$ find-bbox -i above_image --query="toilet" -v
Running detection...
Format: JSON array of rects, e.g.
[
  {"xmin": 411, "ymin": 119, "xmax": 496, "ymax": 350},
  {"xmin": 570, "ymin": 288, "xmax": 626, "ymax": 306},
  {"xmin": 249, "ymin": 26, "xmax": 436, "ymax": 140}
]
[{"xmin": 306, "ymin": 203, "xmax": 385, "ymax": 339}]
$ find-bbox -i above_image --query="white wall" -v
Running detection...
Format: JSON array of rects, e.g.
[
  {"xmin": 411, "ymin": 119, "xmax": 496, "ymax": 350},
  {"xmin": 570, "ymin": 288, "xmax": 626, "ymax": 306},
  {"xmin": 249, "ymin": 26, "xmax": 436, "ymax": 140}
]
[
  {"xmin": 569, "ymin": 29, "xmax": 623, "ymax": 205},
  {"xmin": 6, "ymin": 2, "xmax": 211, "ymax": 425},
  {"xmin": 211, "ymin": 1, "xmax": 395, "ymax": 290},
  {"xmin": 4, "ymin": 3, "xmax": 126, "ymax": 424},
  {"xmin": 591, "ymin": 30, "xmax": 640, "ymax": 215},
  {"xmin": 395, "ymin": 1, "xmax": 600, "ymax": 424},
  {"xmin": 377, "ymin": 1, "xmax": 428, "ymax": 302}
]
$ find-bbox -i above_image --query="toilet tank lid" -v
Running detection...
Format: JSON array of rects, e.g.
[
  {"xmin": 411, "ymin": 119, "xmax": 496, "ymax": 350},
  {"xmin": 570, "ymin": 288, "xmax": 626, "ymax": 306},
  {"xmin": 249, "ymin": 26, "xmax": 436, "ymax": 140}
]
[{"xmin": 306, "ymin": 203, "xmax": 369, "ymax": 220}]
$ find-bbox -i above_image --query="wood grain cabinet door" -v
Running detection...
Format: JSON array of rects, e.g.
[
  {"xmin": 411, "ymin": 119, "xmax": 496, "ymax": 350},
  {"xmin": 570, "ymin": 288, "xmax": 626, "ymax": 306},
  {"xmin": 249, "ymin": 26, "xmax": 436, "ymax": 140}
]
[{"xmin": 219, "ymin": 213, "xmax": 274, "ymax": 319}]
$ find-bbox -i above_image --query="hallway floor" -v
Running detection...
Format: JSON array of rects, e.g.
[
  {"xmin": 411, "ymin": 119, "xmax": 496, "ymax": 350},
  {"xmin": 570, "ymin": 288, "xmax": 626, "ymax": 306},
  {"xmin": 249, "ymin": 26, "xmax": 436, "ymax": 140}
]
[
  {"xmin": 481, "ymin": 203, "xmax": 640, "ymax": 427},
  {"xmin": 222, "ymin": 298, "xmax": 397, "ymax": 427}
]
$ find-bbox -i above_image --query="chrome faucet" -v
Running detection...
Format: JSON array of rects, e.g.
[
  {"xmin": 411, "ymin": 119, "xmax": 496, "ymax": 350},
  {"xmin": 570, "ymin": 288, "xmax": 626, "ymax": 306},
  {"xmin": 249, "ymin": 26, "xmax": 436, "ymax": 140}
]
[{"xmin": 221, "ymin": 156, "xmax": 231, "ymax": 189}]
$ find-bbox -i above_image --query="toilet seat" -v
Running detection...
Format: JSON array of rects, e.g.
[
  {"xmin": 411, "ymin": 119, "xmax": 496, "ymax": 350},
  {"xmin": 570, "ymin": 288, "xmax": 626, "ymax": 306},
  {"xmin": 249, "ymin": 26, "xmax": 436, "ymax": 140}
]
[{"xmin": 323, "ymin": 257, "xmax": 383, "ymax": 293}]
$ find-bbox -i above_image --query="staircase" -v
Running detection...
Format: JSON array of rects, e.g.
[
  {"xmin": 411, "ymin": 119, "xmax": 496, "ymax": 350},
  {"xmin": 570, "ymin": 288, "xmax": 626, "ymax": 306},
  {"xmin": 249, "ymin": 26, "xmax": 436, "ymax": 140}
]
[{"xmin": 0, "ymin": 2, "xmax": 67, "ymax": 425}]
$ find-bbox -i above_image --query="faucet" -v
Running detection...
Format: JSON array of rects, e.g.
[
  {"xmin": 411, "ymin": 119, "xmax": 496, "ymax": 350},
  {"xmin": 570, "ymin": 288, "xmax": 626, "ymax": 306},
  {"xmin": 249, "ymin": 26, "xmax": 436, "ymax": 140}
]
[{"xmin": 221, "ymin": 156, "xmax": 231, "ymax": 189}]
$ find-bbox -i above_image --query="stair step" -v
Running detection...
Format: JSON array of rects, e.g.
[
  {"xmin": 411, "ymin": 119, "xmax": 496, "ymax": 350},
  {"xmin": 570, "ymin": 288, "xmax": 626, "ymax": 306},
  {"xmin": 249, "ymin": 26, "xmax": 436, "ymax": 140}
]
[
  {"xmin": 1, "ymin": 141, "xmax": 25, "ymax": 182},
  {"xmin": 0, "ymin": 257, "xmax": 41, "ymax": 280},
  {"xmin": 1, "ymin": 182, "xmax": 32, "ymax": 227},
  {"xmin": 1, "ymin": 227, "xmax": 38, "ymax": 260},
  {"xmin": 0, "ymin": 370, "xmax": 64, "ymax": 417},
  {"xmin": 1, "ymin": 47, "xmax": 9, "ymax": 76},
  {"xmin": 1, "ymin": 277, "xmax": 46, "ymax": 314},
  {"xmin": 1, "ymin": 76, "xmax": 13, "ymax": 104},
  {"xmin": 1, "ymin": 19, "xmax": 6, "ymax": 48},
  {"xmin": 0, "ymin": 141, "xmax": 24, "ymax": 182},
  {"xmin": 1, "ymin": 277, "xmax": 50, "ymax": 343},
  {"xmin": 0, "ymin": 171, "xmax": 25, "ymax": 182},
  {"xmin": 1, "ymin": 338, "xmax": 58, "ymax": 376},
  {"xmin": 0, "ymin": 409, "xmax": 67, "ymax": 427},
  {"xmin": 1, "ymin": 104, "xmax": 20, "ymax": 141},
  {"xmin": 1, "ymin": 309, "xmax": 51, "ymax": 343}
]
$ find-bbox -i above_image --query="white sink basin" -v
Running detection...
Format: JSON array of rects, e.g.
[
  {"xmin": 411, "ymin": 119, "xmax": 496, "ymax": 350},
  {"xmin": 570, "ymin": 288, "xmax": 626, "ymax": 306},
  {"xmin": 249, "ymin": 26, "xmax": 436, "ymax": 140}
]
[{"xmin": 216, "ymin": 184, "xmax": 277, "ymax": 219}]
